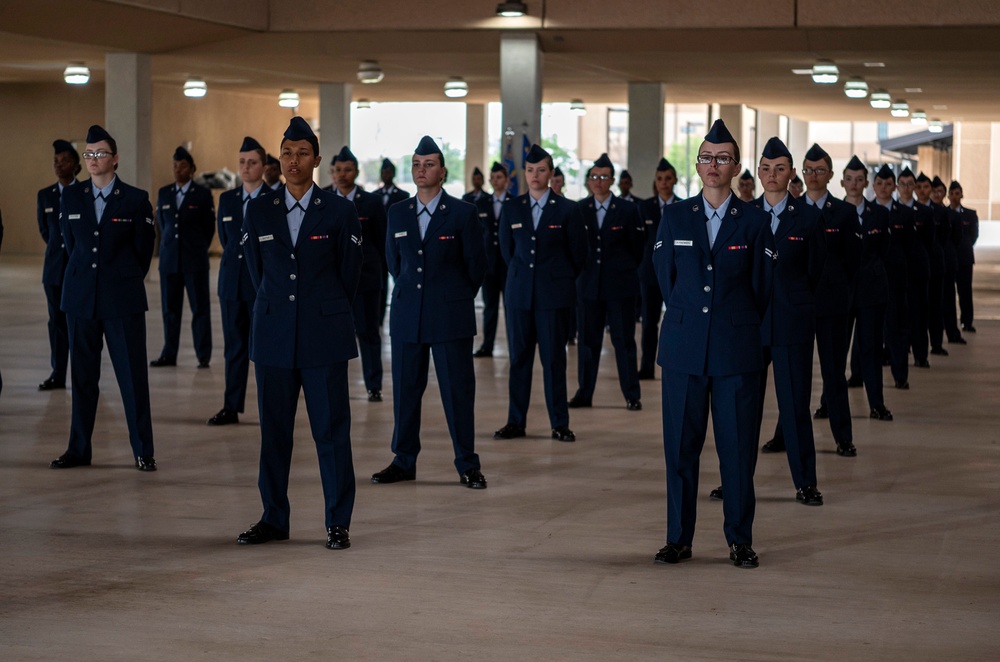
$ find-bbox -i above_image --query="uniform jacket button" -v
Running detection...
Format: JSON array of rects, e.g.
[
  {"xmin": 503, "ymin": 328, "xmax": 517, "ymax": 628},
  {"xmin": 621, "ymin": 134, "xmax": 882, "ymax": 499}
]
[
  {"xmin": 289, "ymin": 295, "xmax": 296, "ymax": 301},
  {"xmin": 702, "ymin": 306, "xmax": 709, "ymax": 313},
  {"xmin": 289, "ymin": 274, "xmax": 296, "ymax": 280}
]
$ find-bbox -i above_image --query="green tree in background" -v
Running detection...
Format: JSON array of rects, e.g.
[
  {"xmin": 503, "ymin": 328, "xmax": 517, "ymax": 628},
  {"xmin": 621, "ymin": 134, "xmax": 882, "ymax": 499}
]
[{"xmin": 542, "ymin": 135, "xmax": 579, "ymax": 179}]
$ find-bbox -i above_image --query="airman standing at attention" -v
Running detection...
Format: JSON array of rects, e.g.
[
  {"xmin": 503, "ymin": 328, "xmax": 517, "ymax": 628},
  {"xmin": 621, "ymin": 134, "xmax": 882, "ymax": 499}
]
[
  {"xmin": 949, "ymin": 180, "xmax": 978, "ymax": 334},
  {"xmin": 263, "ymin": 153, "xmax": 283, "ymax": 191},
  {"xmin": 37, "ymin": 139, "xmax": 80, "ymax": 391},
  {"xmin": 150, "ymin": 146, "xmax": 215, "ymax": 369},
  {"xmin": 737, "ymin": 169, "xmax": 756, "ymax": 202},
  {"xmin": 463, "ymin": 167, "xmax": 487, "ymax": 204},
  {"xmin": 896, "ymin": 167, "xmax": 932, "ymax": 368},
  {"xmin": 652, "ymin": 120, "xmax": 774, "ymax": 569},
  {"xmin": 473, "ymin": 162, "xmax": 510, "ymax": 359},
  {"xmin": 375, "ymin": 158, "xmax": 411, "ymax": 326},
  {"xmin": 788, "ymin": 174, "xmax": 804, "ymax": 199},
  {"xmin": 637, "ymin": 158, "xmax": 678, "ymax": 380},
  {"xmin": 933, "ymin": 176, "xmax": 965, "ymax": 345},
  {"xmin": 618, "ymin": 169, "xmax": 638, "ymax": 202},
  {"xmin": 916, "ymin": 172, "xmax": 947, "ymax": 357},
  {"xmin": 551, "ymin": 166, "xmax": 566, "ymax": 196}
]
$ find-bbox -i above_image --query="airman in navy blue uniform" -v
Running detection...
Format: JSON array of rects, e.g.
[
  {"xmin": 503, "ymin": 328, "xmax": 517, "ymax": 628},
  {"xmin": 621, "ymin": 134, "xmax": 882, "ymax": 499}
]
[
  {"xmin": 949, "ymin": 181, "xmax": 978, "ymax": 333},
  {"xmin": 50, "ymin": 125, "xmax": 157, "ymax": 471},
  {"xmin": 371, "ymin": 136, "xmax": 488, "ymax": 489},
  {"xmin": 897, "ymin": 168, "xmax": 933, "ymax": 369},
  {"xmin": 37, "ymin": 139, "xmax": 80, "ymax": 391},
  {"xmin": 151, "ymin": 146, "xmax": 215, "ymax": 368},
  {"xmin": 374, "ymin": 158, "xmax": 410, "ymax": 326},
  {"xmin": 788, "ymin": 173, "xmax": 804, "ymax": 199},
  {"xmin": 618, "ymin": 169, "xmax": 638, "ymax": 203},
  {"xmin": 845, "ymin": 157, "xmax": 893, "ymax": 426},
  {"xmin": 769, "ymin": 144, "xmax": 861, "ymax": 457},
  {"xmin": 207, "ymin": 136, "xmax": 270, "ymax": 427},
  {"xmin": 551, "ymin": 166, "xmax": 566, "ymax": 197},
  {"xmin": 473, "ymin": 162, "xmax": 510, "ymax": 358},
  {"xmin": 570, "ymin": 153, "xmax": 645, "ymax": 410},
  {"xmin": 263, "ymin": 153, "xmax": 283, "ymax": 192},
  {"xmin": 917, "ymin": 173, "xmax": 949, "ymax": 356},
  {"xmin": 494, "ymin": 145, "xmax": 588, "ymax": 443},
  {"xmin": 652, "ymin": 120, "xmax": 774, "ymax": 569},
  {"xmin": 872, "ymin": 165, "xmax": 913, "ymax": 390},
  {"xmin": 463, "ymin": 166, "xmax": 487, "ymax": 204},
  {"xmin": 749, "ymin": 137, "xmax": 825, "ymax": 506},
  {"xmin": 737, "ymin": 169, "xmax": 756, "ymax": 203},
  {"xmin": 933, "ymin": 177, "xmax": 965, "ymax": 345},
  {"xmin": 637, "ymin": 158, "xmax": 679, "ymax": 379},
  {"xmin": 236, "ymin": 117, "xmax": 363, "ymax": 550},
  {"xmin": 324, "ymin": 145, "xmax": 388, "ymax": 402}
]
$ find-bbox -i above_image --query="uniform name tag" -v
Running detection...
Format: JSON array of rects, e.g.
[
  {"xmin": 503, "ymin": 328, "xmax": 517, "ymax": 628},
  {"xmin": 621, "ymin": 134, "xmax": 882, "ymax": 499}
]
[
  {"xmin": 68, "ymin": 214, "xmax": 81, "ymax": 220},
  {"xmin": 394, "ymin": 231, "xmax": 407, "ymax": 238},
  {"xmin": 674, "ymin": 240, "xmax": 693, "ymax": 246},
  {"xmin": 511, "ymin": 223, "xmax": 522, "ymax": 229},
  {"xmin": 479, "ymin": 213, "xmax": 488, "ymax": 218},
  {"xmin": 162, "ymin": 204, "xmax": 171, "ymax": 210},
  {"xmin": 258, "ymin": 234, "xmax": 274, "ymax": 242},
  {"xmin": 645, "ymin": 219, "xmax": 653, "ymax": 225},
  {"xmin": 45, "ymin": 207, "xmax": 54, "ymax": 213},
  {"xmin": 222, "ymin": 216, "xmax": 233, "ymax": 222}
]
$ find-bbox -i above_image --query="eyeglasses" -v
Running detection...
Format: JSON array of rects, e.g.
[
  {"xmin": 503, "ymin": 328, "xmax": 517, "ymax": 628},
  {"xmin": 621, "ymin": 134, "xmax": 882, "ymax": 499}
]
[
  {"xmin": 587, "ymin": 174, "xmax": 612, "ymax": 181},
  {"xmin": 696, "ymin": 155, "xmax": 735, "ymax": 166},
  {"xmin": 802, "ymin": 167, "xmax": 830, "ymax": 176},
  {"xmin": 82, "ymin": 151, "xmax": 113, "ymax": 160}
]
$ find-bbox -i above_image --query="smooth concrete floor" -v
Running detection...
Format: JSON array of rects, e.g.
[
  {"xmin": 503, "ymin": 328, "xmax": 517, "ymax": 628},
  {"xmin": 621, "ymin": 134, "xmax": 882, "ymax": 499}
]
[{"xmin": 1, "ymin": 250, "xmax": 999, "ymax": 661}]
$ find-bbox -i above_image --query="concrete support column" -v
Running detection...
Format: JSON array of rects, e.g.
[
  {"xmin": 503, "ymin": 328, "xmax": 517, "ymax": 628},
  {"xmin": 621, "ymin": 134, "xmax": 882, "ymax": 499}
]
[
  {"xmin": 787, "ymin": 118, "xmax": 810, "ymax": 159},
  {"xmin": 717, "ymin": 103, "xmax": 746, "ymax": 162},
  {"xmin": 105, "ymin": 53, "xmax": 152, "ymax": 194},
  {"xmin": 953, "ymin": 122, "xmax": 992, "ymax": 214},
  {"xmin": 755, "ymin": 109, "xmax": 780, "ymax": 161},
  {"xmin": 627, "ymin": 82, "xmax": 665, "ymax": 193},
  {"xmin": 500, "ymin": 32, "xmax": 542, "ymax": 193},
  {"xmin": 465, "ymin": 103, "xmax": 488, "ymax": 191},
  {"xmin": 319, "ymin": 83, "xmax": 352, "ymax": 188}
]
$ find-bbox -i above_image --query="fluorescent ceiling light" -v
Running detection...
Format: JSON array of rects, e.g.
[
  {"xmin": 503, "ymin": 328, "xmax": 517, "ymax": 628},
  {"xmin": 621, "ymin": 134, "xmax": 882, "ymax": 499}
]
[
  {"xmin": 870, "ymin": 90, "xmax": 891, "ymax": 109},
  {"xmin": 278, "ymin": 89, "xmax": 299, "ymax": 108},
  {"xmin": 811, "ymin": 60, "xmax": 839, "ymax": 84},
  {"xmin": 183, "ymin": 79, "xmax": 207, "ymax": 98},
  {"xmin": 64, "ymin": 65, "xmax": 90, "ymax": 85},
  {"xmin": 844, "ymin": 78, "xmax": 869, "ymax": 99},
  {"xmin": 444, "ymin": 78, "xmax": 468, "ymax": 98},
  {"xmin": 357, "ymin": 61, "xmax": 384, "ymax": 84}
]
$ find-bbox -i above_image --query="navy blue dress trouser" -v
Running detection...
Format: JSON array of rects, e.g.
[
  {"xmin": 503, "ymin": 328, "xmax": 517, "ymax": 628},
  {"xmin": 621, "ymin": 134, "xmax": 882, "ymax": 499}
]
[
  {"xmin": 159, "ymin": 270, "xmax": 212, "ymax": 362},
  {"xmin": 638, "ymin": 273, "xmax": 663, "ymax": 375},
  {"xmin": 479, "ymin": 267, "xmax": 506, "ymax": 353},
  {"xmin": 352, "ymin": 288, "xmax": 384, "ymax": 392},
  {"xmin": 575, "ymin": 297, "xmax": 641, "ymax": 403},
  {"xmin": 43, "ymin": 283, "xmax": 69, "ymax": 383},
  {"xmin": 506, "ymin": 306, "xmax": 571, "ymax": 429},
  {"xmin": 220, "ymin": 299, "xmax": 252, "ymax": 412},
  {"xmin": 758, "ymin": 344, "xmax": 817, "ymax": 490}
]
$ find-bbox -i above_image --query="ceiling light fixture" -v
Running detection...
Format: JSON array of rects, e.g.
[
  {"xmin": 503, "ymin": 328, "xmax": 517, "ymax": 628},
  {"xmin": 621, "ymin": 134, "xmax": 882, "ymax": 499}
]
[
  {"xmin": 811, "ymin": 60, "xmax": 839, "ymax": 84},
  {"xmin": 869, "ymin": 90, "xmax": 891, "ymax": 109},
  {"xmin": 910, "ymin": 110, "xmax": 928, "ymax": 125},
  {"xmin": 444, "ymin": 78, "xmax": 468, "ymax": 98},
  {"xmin": 183, "ymin": 79, "xmax": 207, "ymax": 98},
  {"xmin": 844, "ymin": 77, "xmax": 869, "ymax": 99},
  {"xmin": 496, "ymin": 2, "xmax": 527, "ymax": 17},
  {"xmin": 928, "ymin": 120, "xmax": 944, "ymax": 134},
  {"xmin": 890, "ymin": 100, "xmax": 910, "ymax": 118},
  {"xmin": 569, "ymin": 99, "xmax": 586, "ymax": 116},
  {"xmin": 63, "ymin": 64, "xmax": 90, "ymax": 85},
  {"xmin": 278, "ymin": 89, "xmax": 300, "ymax": 108},
  {"xmin": 357, "ymin": 60, "xmax": 384, "ymax": 84},
  {"xmin": 864, "ymin": 62, "xmax": 886, "ymax": 68},
  {"xmin": 356, "ymin": 99, "xmax": 371, "ymax": 110}
]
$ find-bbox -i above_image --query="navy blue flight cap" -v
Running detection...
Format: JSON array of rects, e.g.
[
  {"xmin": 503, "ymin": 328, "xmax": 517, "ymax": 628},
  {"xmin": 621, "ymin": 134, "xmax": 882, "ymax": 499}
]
[
  {"xmin": 845, "ymin": 155, "xmax": 867, "ymax": 173},
  {"xmin": 266, "ymin": 153, "xmax": 279, "ymax": 167},
  {"xmin": 53, "ymin": 139, "xmax": 78, "ymax": 159},
  {"xmin": 949, "ymin": 180, "xmax": 962, "ymax": 192},
  {"xmin": 898, "ymin": 167, "xmax": 916, "ymax": 179},
  {"xmin": 760, "ymin": 136, "xmax": 792, "ymax": 162},
  {"xmin": 874, "ymin": 164, "xmax": 895, "ymax": 181},
  {"xmin": 620, "ymin": 169, "xmax": 632, "ymax": 179},
  {"xmin": 790, "ymin": 174, "xmax": 803, "ymax": 184},
  {"xmin": 916, "ymin": 171, "xmax": 931, "ymax": 184},
  {"xmin": 414, "ymin": 135, "xmax": 444, "ymax": 167},
  {"xmin": 333, "ymin": 145, "xmax": 358, "ymax": 166},
  {"xmin": 381, "ymin": 158, "xmax": 395, "ymax": 171},
  {"xmin": 86, "ymin": 124, "xmax": 113, "ymax": 145},
  {"xmin": 524, "ymin": 144, "xmax": 551, "ymax": 165},
  {"xmin": 740, "ymin": 169, "xmax": 754, "ymax": 181},
  {"xmin": 490, "ymin": 161, "xmax": 506, "ymax": 174},
  {"xmin": 553, "ymin": 166, "xmax": 564, "ymax": 177},
  {"xmin": 657, "ymin": 158, "xmax": 675, "ymax": 172},
  {"xmin": 592, "ymin": 153, "xmax": 614, "ymax": 173},
  {"xmin": 173, "ymin": 145, "xmax": 195, "ymax": 169},
  {"xmin": 239, "ymin": 136, "xmax": 263, "ymax": 153},
  {"xmin": 472, "ymin": 166, "xmax": 483, "ymax": 177},
  {"xmin": 804, "ymin": 143, "xmax": 830, "ymax": 163},
  {"xmin": 704, "ymin": 119, "xmax": 740, "ymax": 163},
  {"xmin": 283, "ymin": 116, "xmax": 319, "ymax": 154},
  {"xmin": 931, "ymin": 175, "xmax": 945, "ymax": 189}
]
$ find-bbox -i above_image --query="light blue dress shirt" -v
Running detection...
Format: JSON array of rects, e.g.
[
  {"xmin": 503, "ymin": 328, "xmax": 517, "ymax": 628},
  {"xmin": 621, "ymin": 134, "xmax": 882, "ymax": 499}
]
[
  {"xmin": 416, "ymin": 189, "xmax": 443, "ymax": 240},
  {"xmin": 284, "ymin": 184, "xmax": 315, "ymax": 245}
]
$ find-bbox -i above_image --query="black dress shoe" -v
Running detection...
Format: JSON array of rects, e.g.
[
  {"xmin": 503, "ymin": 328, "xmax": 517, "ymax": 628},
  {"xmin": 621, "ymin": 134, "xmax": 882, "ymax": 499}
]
[
  {"xmin": 567, "ymin": 396, "xmax": 592, "ymax": 408},
  {"xmin": 198, "ymin": 360, "xmax": 210, "ymax": 369},
  {"xmin": 930, "ymin": 347, "xmax": 949, "ymax": 356},
  {"xmin": 149, "ymin": 357, "xmax": 176, "ymax": 367},
  {"xmin": 551, "ymin": 426, "xmax": 576, "ymax": 442},
  {"xmin": 730, "ymin": 543, "xmax": 759, "ymax": 568},
  {"xmin": 914, "ymin": 359, "xmax": 930, "ymax": 368},
  {"xmin": 949, "ymin": 336, "xmax": 967, "ymax": 345},
  {"xmin": 38, "ymin": 378, "xmax": 66, "ymax": 391},
  {"xmin": 847, "ymin": 375, "xmax": 863, "ymax": 388},
  {"xmin": 135, "ymin": 456, "xmax": 157, "ymax": 471},
  {"xmin": 367, "ymin": 389, "xmax": 382, "ymax": 402},
  {"xmin": 813, "ymin": 404, "xmax": 828, "ymax": 419},
  {"xmin": 460, "ymin": 468, "xmax": 488, "ymax": 489},
  {"xmin": 962, "ymin": 324, "xmax": 976, "ymax": 333},
  {"xmin": 761, "ymin": 438, "xmax": 785, "ymax": 454},
  {"xmin": 207, "ymin": 408, "xmax": 239, "ymax": 426},
  {"xmin": 472, "ymin": 347, "xmax": 493, "ymax": 358},
  {"xmin": 370, "ymin": 463, "xmax": 415, "ymax": 484},
  {"xmin": 50, "ymin": 454, "xmax": 91, "ymax": 469},
  {"xmin": 836, "ymin": 441, "xmax": 858, "ymax": 457},
  {"xmin": 709, "ymin": 486, "xmax": 723, "ymax": 501},
  {"xmin": 654, "ymin": 543, "xmax": 692, "ymax": 564},
  {"xmin": 870, "ymin": 407, "xmax": 893, "ymax": 421},
  {"xmin": 894, "ymin": 380, "xmax": 909, "ymax": 390},
  {"xmin": 326, "ymin": 526, "xmax": 351, "ymax": 550},
  {"xmin": 494, "ymin": 423, "xmax": 526, "ymax": 439},
  {"xmin": 796, "ymin": 485, "xmax": 824, "ymax": 506},
  {"xmin": 637, "ymin": 369, "xmax": 655, "ymax": 380},
  {"xmin": 626, "ymin": 399, "xmax": 642, "ymax": 411},
  {"xmin": 237, "ymin": 521, "xmax": 289, "ymax": 545}
]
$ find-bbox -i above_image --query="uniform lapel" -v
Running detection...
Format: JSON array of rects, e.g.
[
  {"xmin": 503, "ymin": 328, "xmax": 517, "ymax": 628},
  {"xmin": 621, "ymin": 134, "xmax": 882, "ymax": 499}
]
[
  {"xmin": 603, "ymin": 197, "xmax": 620, "ymax": 234},
  {"xmin": 775, "ymin": 201, "xmax": 796, "ymax": 240},
  {"xmin": 423, "ymin": 192, "xmax": 451, "ymax": 244},
  {"xmin": 101, "ymin": 179, "xmax": 125, "ymax": 225},
  {"xmin": 685, "ymin": 197, "xmax": 712, "ymax": 257},
  {"xmin": 79, "ymin": 179, "xmax": 100, "ymax": 228},
  {"xmin": 712, "ymin": 198, "xmax": 740, "ymax": 255},
  {"xmin": 263, "ymin": 191, "xmax": 294, "ymax": 249},
  {"xmin": 296, "ymin": 189, "xmax": 326, "ymax": 248}
]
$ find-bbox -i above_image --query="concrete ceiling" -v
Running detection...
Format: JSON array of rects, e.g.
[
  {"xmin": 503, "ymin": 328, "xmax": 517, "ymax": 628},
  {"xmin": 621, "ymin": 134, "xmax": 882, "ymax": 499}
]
[{"xmin": 2, "ymin": 0, "xmax": 1000, "ymax": 121}]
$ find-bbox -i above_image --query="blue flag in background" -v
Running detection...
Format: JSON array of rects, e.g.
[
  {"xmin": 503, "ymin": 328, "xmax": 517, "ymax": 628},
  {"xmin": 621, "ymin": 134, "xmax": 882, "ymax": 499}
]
[{"xmin": 503, "ymin": 134, "xmax": 519, "ymax": 197}]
